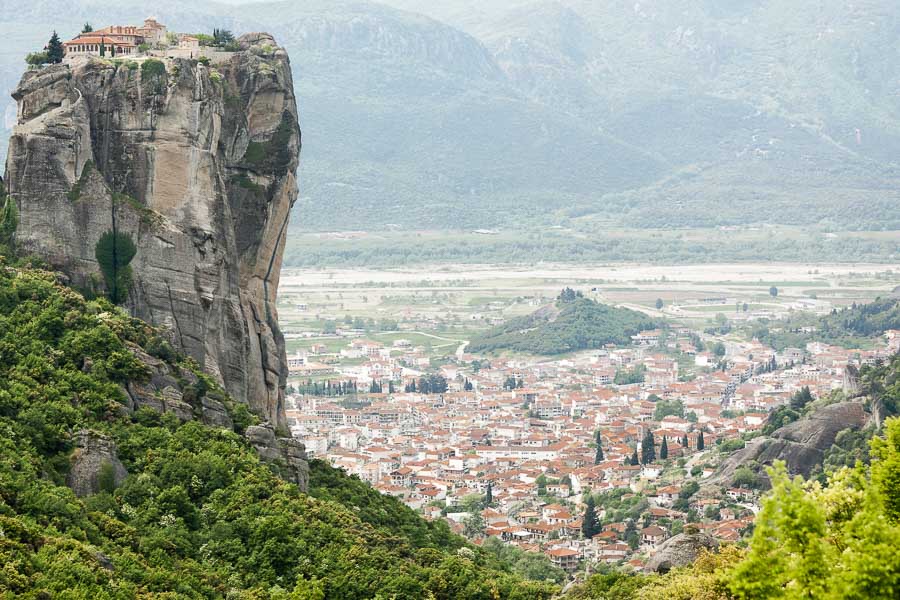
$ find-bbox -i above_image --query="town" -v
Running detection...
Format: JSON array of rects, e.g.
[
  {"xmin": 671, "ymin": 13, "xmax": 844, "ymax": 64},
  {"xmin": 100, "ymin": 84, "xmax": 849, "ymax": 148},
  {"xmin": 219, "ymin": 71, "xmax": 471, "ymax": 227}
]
[{"xmin": 279, "ymin": 265, "xmax": 899, "ymax": 577}]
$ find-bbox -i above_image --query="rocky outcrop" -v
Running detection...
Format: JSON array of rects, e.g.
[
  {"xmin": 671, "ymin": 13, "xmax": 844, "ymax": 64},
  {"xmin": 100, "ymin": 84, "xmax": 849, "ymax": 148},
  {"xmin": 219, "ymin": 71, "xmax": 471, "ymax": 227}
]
[
  {"xmin": 67, "ymin": 430, "xmax": 128, "ymax": 497},
  {"xmin": 246, "ymin": 423, "xmax": 310, "ymax": 490},
  {"xmin": 645, "ymin": 532, "xmax": 719, "ymax": 573},
  {"xmin": 5, "ymin": 33, "xmax": 300, "ymax": 428},
  {"xmin": 709, "ymin": 401, "xmax": 869, "ymax": 488}
]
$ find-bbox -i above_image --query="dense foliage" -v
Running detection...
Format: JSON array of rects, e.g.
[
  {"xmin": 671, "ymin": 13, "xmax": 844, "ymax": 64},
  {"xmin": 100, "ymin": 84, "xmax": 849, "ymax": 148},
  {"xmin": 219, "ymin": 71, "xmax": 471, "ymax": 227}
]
[
  {"xmin": 469, "ymin": 292, "xmax": 657, "ymax": 355},
  {"xmin": 0, "ymin": 265, "xmax": 556, "ymax": 598},
  {"xmin": 753, "ymin": 297, "xmax": 900, "ymax": 351},
  {"xmin": 94, "ymin": 230, "xmax": 137, "ymax": 305},
  {"xmin": 283, "ymin": 228, "xmax": 900, "ymax": 268}
]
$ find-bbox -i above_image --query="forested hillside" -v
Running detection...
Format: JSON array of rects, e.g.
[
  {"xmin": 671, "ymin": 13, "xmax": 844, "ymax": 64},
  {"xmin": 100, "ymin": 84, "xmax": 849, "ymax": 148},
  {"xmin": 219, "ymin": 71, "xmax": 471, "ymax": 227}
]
[
  {"xmin": 0, "ymin": 263, "xmax": 556, "ymax": 598},
  {"xmin": 753, "ymin": 296, "xmax": 900, "ymax": 350},
  {"xmin": 468, "ymin": 290, "xmax": 657, "ymax": 355}
]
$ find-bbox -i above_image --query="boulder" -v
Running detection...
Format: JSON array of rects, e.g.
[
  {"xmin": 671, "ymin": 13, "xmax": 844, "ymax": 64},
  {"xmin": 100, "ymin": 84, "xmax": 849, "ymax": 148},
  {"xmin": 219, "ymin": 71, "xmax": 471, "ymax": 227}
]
[
  {"xmin": 201, "ymin": 396, "xmax": 234, "ymax": 429},
  {"xmin": 245, "ymin": 423, "xmax": 309, "ymax": 491},
  {"xmin": 66, "ymin": 430, "xmax": 128, "ymax": 497},
  {"xmin": 645, "ymin": 532, "xmax": 719, "ymax": 573},
  {"xmin": 708, "ymin": 401, "xmax": 869, "ymax": 489}
]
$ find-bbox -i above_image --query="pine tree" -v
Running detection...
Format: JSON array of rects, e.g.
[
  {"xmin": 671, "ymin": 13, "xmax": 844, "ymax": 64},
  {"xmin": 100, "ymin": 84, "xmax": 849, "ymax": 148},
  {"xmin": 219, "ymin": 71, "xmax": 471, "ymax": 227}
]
[
  {"xmin": 698, "ymin": 430, "xmax": 705, "ymax": 451},
  {"xmin": 641, "ymin": 430, "xmax": 656, "ymax": 464},
  {"xmin": 581, "ymin": 496, "xmax": 599, "ymax": 539},
  {"xmin": 82, "ymin": 22, "xmax": 93, "ymax": 33},
  {"xmin": 46, "ymin": 31, "xmax": 64, "ymax": 63},
  {"xmin": 660, "ymin": 437, "xmax": 669, "ymax": 460}
]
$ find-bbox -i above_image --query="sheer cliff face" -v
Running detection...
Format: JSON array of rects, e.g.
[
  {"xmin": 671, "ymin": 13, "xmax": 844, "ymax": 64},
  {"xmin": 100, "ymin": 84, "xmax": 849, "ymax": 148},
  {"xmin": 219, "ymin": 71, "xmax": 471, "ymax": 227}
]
[{"xmin": 5, "ymin": 33, "xmax": 300, "ymax": 427}]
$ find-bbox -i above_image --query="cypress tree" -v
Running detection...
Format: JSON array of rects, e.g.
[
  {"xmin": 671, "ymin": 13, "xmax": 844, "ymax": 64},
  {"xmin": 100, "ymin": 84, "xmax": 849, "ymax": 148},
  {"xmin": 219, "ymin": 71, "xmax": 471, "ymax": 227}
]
[
  {"xmin": 682, "ymin": 433, "xmax": 689, "ymax": 449},
  {"xmin": 698, "ymin": 431, "xmax": 705, "ymax": 451},
  {"xmin": 629, "ymin": 448, "xmax": 639, "ymax": 466},
  {"xmin": 660, "ymin": 437, "xmax": 669, "ymax": 460},
  {"xmin": 46, "ymin": 31, "xmax": 64, "ymax": 64},
  {"xmin": 484, "ymin": 483, "xmax": 493, "ymax": 507},
  {"xmin": 594, "ymin": 444, "xmax": 604, "ymax": 465},
  {"xmin": 581, "ymin": 496, "xmax": 599, "ymax": 539},
  {"xmin": 641, "ymin": 430, "xmax": 656, "ymax": 464}
]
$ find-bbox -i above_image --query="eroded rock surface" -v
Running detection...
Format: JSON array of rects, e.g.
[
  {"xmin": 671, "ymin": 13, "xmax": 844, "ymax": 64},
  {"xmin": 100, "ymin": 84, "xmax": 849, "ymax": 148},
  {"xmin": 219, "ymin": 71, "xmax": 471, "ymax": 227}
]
[
  {"xmin": 5, "ymin": 33, "xmax": 300, "ymax": 428},
  {"xmin": 67, "ymin": 429, "xmax": 128, "ymax": 497},
  {"xmin": 645, "ymin": 532, "xmax": 719, "ymax": 573},
  {"xmin": 246, "ymin": 423, "xmax": 310, "ymax": 490},
  {"xmin": 709, "ymin": 401, "xmax": 870, "ymax": 488}
]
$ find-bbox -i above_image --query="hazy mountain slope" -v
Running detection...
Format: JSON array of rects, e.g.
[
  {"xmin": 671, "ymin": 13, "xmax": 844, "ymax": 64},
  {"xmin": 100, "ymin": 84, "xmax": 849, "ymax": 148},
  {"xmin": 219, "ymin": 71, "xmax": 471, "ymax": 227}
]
[{"xmin": 2, "ymin": 0, "xmax": 899, "ymax": 233}]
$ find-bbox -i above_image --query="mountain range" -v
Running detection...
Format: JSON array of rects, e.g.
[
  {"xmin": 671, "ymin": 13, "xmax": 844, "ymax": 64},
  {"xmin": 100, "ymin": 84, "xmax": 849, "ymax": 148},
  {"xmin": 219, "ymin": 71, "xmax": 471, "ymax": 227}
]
[{"xmin": 2, "ymin": 0, "xmax": 900, "ymax": 233}]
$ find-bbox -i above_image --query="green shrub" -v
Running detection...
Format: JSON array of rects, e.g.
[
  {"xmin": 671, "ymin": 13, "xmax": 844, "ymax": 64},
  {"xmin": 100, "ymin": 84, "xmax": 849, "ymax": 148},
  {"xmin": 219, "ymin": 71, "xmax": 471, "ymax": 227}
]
[
  {"xmin": 0, "ymin": 195, "xmax": 18, "ymax": 255},
  {"xmin": 94, "ymin": 230, "xmax": 137, "ymax": 304},
  {"xmin": 66, "ymin": 160, "xmax": 94, "ymax": 202},
  {"xmin": 98, "ymin": 461, "xmax": 118, "ymax": 493},
  {"xmin": 140, "ymin": 59, "xmax": 167, "ymax": 94}
]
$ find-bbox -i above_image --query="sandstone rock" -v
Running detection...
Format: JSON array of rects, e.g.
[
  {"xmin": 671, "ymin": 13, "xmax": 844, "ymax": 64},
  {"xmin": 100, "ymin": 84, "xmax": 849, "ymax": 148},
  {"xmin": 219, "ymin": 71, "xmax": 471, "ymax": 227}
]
[
  {"xmin": 201, "ymin": 396, "xmax": 234, "ymax": 429},
  {"xmin": 161, "ymin": 387, "xmax": 194, "ymax": 421},
  {"xmin": 245, "ymin": 423, "xmax": 309, "ymax": 491},
  {"xmin": 126, "ymin": 382, "xmax": 165, "ymax": 414},
  {"xmin": 645, "ymin": 532, "xmax": 719, "ymax": 573},
  {"xmin": 709, "ymin": 401, "xmax": 869, "ymax": 488},
  {"xmin": 66, "ymin": 430, "xmax": 128, "ymax": 497},
  {"xmin": 6, "ymin": 33, "xmax": 301, "ymax": 428}
]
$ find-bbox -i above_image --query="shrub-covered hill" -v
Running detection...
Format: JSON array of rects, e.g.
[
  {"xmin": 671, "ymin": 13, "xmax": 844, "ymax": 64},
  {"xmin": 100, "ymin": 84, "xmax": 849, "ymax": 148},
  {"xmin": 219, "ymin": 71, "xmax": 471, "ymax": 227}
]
[
  {"xmin": 469, "ymin": 289, "xmax": 657, "ymax": 355},
  {"xmin": 0, "ymin": 265, "xmax": 556, "ymax": 598}
]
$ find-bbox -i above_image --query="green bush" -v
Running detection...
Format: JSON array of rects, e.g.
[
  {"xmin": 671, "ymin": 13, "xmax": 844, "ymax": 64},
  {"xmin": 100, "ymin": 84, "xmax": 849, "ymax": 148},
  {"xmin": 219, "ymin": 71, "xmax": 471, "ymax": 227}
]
[
  {"xmin": 66, "ymin": 160, "xmax": 93, "ymax": 202},
  {"xmin": 94, "ymin": 230, "xmax": 137, "ymax": 304},
  {"xmin": 140, "ymin": 58, "xmax": 167, "ymax": 94},
  {"xmin": 0, "ymin": 195, "xmax": 18, "ymax": 255}
]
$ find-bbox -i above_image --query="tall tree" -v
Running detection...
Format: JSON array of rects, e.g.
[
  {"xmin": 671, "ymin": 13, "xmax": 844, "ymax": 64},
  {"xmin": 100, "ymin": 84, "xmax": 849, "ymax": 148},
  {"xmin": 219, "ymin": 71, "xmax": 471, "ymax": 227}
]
[
  {"xmin": 660, "ymin": 437, "xmax": 669, "ymax": 460},
  {"xmin": 82, "ymin": 23, "xmax": 93, "ymax": 33},
  {"xmin": 629, "ymin": 448, "xmax": 639, "ymax": 466},
  {"xmin": 641, "ymin": 430, "xmax": 656, "ymax": 464},
  {"xmin": 581, "ymin": 496, "xmax": 599, "ymax": 539},
  {"xmin": 463, "ymin": 512, "xmax": 485, "ymax": 539},
  {"xmin": 682, "ymin": 433, "xmax": 689, "ymax": 449},
  {"xmin": 594, "ymin": 443, "xmax": 604, "ymax": 465},
  {"xmin": 46, "ymin": 31, "xmax": 64, "ymax": 64},
  {"xmin": 698, "ymin": 430, "xmax": 705, "ymax": 451},
  {"xmin": 484, "ymin": 483, "xmax": 493, "ymax": 507}
]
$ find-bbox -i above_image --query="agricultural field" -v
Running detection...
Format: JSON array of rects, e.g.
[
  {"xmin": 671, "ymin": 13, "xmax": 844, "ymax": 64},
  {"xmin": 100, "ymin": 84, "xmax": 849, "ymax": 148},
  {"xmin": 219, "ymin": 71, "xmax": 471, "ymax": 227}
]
[{"xmin": 277, "ymin": 262, "xmax": 899, "ymax": 364}]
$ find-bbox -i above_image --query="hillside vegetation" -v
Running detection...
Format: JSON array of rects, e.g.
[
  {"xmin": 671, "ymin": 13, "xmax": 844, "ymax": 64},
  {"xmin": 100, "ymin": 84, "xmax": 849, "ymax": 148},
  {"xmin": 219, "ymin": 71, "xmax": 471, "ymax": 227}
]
[
  {"xmin": 468, "ymin": 289, "xmax": 657, "ymax": 355},
  {"xmin": 753, "ymin": 296, "xmax": 900, "ymax": 351},
  {"xmin": 0, "ymin": 263, "xmax": 556, "ymax": 598}
]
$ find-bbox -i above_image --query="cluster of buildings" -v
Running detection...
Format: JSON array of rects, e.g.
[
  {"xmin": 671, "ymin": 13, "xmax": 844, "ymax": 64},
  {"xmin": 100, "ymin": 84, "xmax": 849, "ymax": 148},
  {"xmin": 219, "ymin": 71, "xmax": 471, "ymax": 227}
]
[
  {"xmin": 285, "ymin": 324, "xmax": 899, "ymax": 574},
  {"xmin": 62, "ymin": 18, "xmax": 200, "ymax": 59}
]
